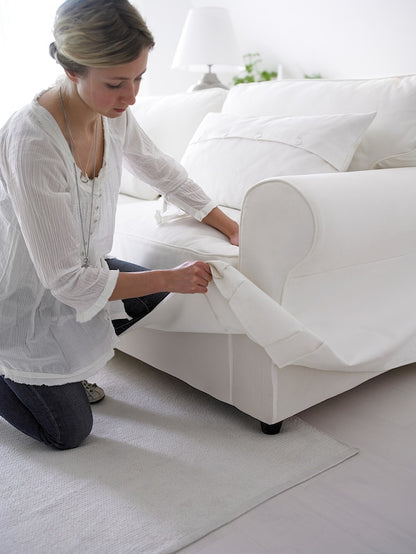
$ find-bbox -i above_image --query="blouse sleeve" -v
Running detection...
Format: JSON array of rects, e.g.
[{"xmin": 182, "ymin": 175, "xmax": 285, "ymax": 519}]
[
  {"xmin": 121, "ymin": 109, "xmax": 217, "ymax": 221},
  {"xmin": 6, "ymin": 132, "xmax": 118, "ymax": 323}
]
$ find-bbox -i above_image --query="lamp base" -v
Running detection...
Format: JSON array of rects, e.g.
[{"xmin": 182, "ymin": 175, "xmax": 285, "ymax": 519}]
[{"xmin": 188, "ymin": 72, "xmax": 229, "ymax": 91}]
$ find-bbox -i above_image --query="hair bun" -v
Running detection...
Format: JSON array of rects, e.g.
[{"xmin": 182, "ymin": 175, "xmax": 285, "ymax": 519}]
[{"xmin": 49, "ymin": 41, "xmax": 58, "ymax": 60}]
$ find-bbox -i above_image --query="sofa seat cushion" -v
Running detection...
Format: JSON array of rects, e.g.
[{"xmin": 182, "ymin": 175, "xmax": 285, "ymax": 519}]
[
  {"xmin": 111, "ymin": 195, "xmax": 239, "ymax": 269},
  {"xmin": 222, "ymin": 75, "xmax": 416, "ymax": 171}
]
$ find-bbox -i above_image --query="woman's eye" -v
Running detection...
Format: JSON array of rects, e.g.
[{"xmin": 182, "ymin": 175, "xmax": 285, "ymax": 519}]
[{"xmin": 106, "ymin": 83, "xmax": 121, "ymax": 90}]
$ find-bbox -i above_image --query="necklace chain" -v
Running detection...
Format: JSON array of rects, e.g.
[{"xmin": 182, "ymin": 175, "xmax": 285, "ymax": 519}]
[
  {"xmin": 76, "ymin": 136, "xmax": 95, "ymax": 184},
  {"xmin": 59, "ymin": 87, "xmax": 99, "ymax": 268}
]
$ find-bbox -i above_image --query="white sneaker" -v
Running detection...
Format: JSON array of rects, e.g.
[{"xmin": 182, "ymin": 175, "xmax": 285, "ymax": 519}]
[{"xmin": 82, "ymin": 380, "xmax": 105, "ymax": 404}]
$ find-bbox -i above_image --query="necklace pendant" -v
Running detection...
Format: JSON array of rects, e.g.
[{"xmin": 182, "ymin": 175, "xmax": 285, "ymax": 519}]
[
  {"xmin": 80, "ymin": 171, "xmax": 90, "ymax": 183},
  {"xmin": 82, "ymin": 257, "xmax": 89, "ymax": 268}
]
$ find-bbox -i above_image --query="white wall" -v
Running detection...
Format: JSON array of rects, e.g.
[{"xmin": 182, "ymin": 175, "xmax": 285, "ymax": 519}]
[
  {"xmin": 1, "ymin": 0, "xmax": 416, "ymax": 125},
  {"xmin": 0, "ymin": 0, "xmax": 63, "ymax": 126},
  {"xmin": 135, "ymin": 0, "xmax": 416, "ymax": 95}
]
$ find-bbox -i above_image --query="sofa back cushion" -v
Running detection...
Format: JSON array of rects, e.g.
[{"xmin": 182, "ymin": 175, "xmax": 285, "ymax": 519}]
[
  {"xmin": 120, "ymin": 88, "xmax": 228, "ymax": 199},
  {"xmin": 181, "ymin": 111, "xmax": 375, "ymax": 209},
  {"xmin": 221, "ymin": 75, "xmax": 416, "ymax": 171}
]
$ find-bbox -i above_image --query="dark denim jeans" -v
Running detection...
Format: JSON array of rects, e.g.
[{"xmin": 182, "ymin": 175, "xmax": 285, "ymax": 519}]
[
  {"xmin": 0, "ymin": 378, "xmax": 93, "ymax": 449},
  {"xmin": 0, "ymin": 259, "xmax": 168, "ymax": 449},
  {"xmin": 106, "ymin": 258, "xmax": 169, "ymax": 336}
]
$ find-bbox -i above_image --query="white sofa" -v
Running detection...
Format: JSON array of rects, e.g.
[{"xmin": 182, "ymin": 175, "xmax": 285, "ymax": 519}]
[{"xmin": 111, "ymin": 76, "xmax": 416, "ymax": 433}]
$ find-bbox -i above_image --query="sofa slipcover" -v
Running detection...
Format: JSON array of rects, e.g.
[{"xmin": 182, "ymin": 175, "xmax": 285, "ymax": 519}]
[{"xmin": 112, "ymin": 76, "xmax": 416, "ymax": 430}]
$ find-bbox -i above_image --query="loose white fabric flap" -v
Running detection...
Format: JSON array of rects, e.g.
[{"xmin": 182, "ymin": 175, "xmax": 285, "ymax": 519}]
[
  {"xmin": 210, "ymin": 262, "xmax": 324, "ymax": 365},
  {"xmin": 129, "ymin": 260, "xmax": 416, "ymax": 374},
  {"xmin": 132, "ymin": 260, "xmax": 324, "ymax": 367}
]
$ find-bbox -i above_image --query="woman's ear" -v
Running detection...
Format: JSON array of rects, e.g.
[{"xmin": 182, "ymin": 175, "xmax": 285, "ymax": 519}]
[{"xmin": 64, "ymin": 69, "xmax": 79, "ymax": 84}]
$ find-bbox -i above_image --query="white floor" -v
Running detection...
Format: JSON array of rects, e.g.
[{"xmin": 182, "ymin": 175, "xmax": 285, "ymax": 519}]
[{"xmin": 179, "ymin": 362, "xmax": 416, "ymax": 554}]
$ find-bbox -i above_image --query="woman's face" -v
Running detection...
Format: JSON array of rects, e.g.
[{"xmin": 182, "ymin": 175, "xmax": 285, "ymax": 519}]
[{"xmin": 72, "ymin": 49, "xmax": 149, "ymax": 118}]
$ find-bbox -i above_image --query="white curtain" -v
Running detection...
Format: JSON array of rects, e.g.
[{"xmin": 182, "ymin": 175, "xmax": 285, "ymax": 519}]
[{"xmin": 0, "ymin": 0, "xmax": 63, "ymax": 126}]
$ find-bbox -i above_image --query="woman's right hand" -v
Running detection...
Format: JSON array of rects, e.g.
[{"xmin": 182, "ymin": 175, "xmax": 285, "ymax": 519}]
[
  {"xmin": 110, "ymin": 260, "xmax": 213, "ymax": 301},
  {"xmin": 166, "ymin": 261, "xmax": 213, "ymax": 294}
]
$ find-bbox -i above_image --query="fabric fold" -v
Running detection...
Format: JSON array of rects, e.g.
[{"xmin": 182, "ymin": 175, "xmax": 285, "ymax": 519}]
[
  {"xmin": 209, "ymin": 262, "xmax": 325, "ymax": 366},
  {"xmin": 132, "ymin": 260, "xmax": 324, "ymax": 368}
]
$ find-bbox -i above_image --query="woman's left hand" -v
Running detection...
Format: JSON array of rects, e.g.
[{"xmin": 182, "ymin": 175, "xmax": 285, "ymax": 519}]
[
  {"xmin": 227, "ymin": 227, "xmax": 239, "ymax": 246},
  {"xmin": 202, "ymin": 207, "xmax": 239, "ymax": 247}
]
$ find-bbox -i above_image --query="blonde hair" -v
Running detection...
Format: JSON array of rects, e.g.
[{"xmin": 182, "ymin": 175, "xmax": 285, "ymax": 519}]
[{"xmin": 49, "ymin": 0, "xmax": 155, "ymax": 75}]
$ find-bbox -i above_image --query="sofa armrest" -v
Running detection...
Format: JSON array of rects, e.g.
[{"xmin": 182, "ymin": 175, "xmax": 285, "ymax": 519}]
[{"xmin": 239, "ymin": 167, "xmax": 416, "ymax": 302}]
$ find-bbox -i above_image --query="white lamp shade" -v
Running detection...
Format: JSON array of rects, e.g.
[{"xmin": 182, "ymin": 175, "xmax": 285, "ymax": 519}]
[{"xmin": 172, "ymin": 7, "xmax": 242, "ymax": 72}]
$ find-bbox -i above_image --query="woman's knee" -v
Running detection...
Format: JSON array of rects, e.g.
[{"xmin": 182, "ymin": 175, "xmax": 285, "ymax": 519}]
[
  {"xmin": 32, "ymin": 381, "xmax": 94, "ymax": 450},
  {"xmin": 44, "ymin": 408, "xmax": 93, "ymax": 450},
  {"xmin": 0, "ymin": 377, "xmax": 93, "ymax": 450}
]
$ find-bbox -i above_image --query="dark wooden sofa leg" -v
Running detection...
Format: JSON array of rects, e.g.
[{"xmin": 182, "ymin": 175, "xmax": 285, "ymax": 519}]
[{"xmin": 260, "ymin": 420, "xmax": 283, "ymax": 435}]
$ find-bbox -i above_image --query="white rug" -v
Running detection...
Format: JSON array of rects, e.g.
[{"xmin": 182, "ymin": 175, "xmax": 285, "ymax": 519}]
[{"xmin": 1, "ymin": 351, "xmax": 358, "ymax": 554}]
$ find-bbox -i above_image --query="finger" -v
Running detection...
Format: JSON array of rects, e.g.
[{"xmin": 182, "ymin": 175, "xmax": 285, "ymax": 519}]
[
  {"xmin": 196, "ymin": 262, "xmax": 212, "ymax": 280},
  {"xmin": 195, "ymin": 260, "xmax": 211, "ymax": 272}
]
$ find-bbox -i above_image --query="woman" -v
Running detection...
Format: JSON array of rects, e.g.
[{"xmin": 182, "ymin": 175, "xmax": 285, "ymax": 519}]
[{"xmin": 0, "ymin": 0, "xmax": 239, "ymax": 449}]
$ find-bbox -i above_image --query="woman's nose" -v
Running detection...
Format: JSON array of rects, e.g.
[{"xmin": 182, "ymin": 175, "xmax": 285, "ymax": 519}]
[{"xmin": 122, "ymin": 84, "xmax": 137, "ymax": 106}]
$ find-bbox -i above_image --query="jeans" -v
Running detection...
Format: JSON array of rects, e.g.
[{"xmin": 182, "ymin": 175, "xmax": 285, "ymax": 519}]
[
  {"xmin": 0, "ymin": 259, "xmax": 168, "ymax": 449},
  {"xmin": 106, "ymin": 258, "xmax": 169, "ymax": 336}
]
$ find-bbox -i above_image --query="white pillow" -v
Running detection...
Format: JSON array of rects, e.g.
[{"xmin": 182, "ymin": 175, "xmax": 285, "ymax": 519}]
[
  {"xmin": 181, "ymin": 111, "xmax": 376, "ymax": 209},
  {"xmin": 120, "ymin": 88, "xmax": 228, "ymax": 200}
]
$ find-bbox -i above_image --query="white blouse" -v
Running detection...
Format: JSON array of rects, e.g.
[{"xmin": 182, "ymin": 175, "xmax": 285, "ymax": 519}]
[{"xmin": 0, "ymin": 96, "xmax": 216, "ymax": 385}]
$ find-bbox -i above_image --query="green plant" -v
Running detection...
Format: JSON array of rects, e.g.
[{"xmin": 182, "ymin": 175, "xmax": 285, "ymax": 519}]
[
  {"xmin": 304, "ymin": 72, "xmax": 323, "ymax": 79},
  {"xmin": 232, "ymin": 53, "xmax": 278, "ymax": 86}
]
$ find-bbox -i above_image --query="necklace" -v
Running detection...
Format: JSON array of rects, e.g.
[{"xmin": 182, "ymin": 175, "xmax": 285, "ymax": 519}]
[{"xmin": 59, "ymin": 87, "xmax": 99, "ymax": 268}]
